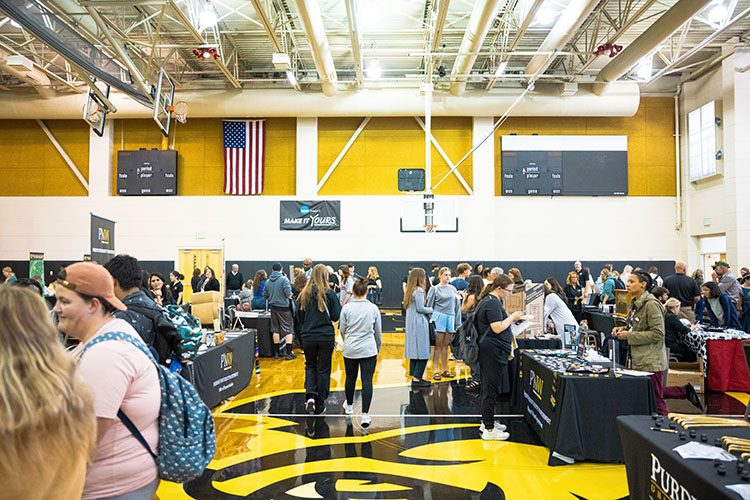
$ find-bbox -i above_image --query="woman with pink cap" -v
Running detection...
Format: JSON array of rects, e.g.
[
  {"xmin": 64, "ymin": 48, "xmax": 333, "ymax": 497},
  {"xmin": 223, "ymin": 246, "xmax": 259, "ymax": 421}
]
[{"xmin": 53, "ymin": 262, "xmax": 161, "ymax": 500}]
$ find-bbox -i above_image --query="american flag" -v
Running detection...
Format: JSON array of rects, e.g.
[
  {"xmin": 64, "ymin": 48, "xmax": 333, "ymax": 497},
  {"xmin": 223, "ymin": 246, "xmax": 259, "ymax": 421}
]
[{"xmin": 223, "ymin": 120, "xmax": 266, "ymax": 195}]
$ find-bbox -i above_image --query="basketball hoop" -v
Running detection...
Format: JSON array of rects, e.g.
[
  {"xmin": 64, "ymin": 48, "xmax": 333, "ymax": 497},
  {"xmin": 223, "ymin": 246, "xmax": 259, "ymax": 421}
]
[
  {"xmin": 83, "ymin": 103, "xmax": 101, "ymax": 123},
  {"xmin": 171, "ymin": 101, "xmax": 189, "ymax": 124},
  {"xmin": 424, "ymin": 225, "xmax": 437, "ymax": 233}
]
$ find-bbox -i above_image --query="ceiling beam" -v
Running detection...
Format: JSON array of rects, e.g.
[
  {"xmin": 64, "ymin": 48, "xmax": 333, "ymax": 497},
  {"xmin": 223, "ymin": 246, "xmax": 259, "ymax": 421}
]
[
  {"xmin": 343, "ymin": 0, "xmax": 363, "ymax": 87},
  {"xmin": 486, "ymin": 0, "xmax": 544, "ymax": 90},
  {"xmin": 166, "ymin": 0, "xmax": 241, "ymax": 88}
]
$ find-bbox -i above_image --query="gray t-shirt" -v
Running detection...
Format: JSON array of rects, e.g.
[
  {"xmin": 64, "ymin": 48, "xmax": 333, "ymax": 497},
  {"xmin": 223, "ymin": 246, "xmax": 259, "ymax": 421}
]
[
  {"xmin": 718, "ymin": 271, "xmax": 741, "ymax": 304},
  {"xmin": 426, "ymin": 284, "xmax": 460, "ymax": 315},
  {"xmin": 339, "ymin": 299, "xmax": 382, "ymax": 359}
]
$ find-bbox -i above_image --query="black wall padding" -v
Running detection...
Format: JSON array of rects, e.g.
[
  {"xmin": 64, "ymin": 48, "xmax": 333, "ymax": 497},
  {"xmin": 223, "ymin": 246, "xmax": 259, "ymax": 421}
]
[{"xmin": 1, "ymin": 259, "xmax": 676, "ymax": 309}]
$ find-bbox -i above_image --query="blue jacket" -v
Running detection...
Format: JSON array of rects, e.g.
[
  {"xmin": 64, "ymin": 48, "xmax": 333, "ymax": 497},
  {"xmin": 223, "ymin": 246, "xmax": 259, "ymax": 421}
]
[
  {"xmin": 600, "ymin": 277, "xmax": 616, "ymax": 303},
  {"xmin": 263, "ymin": 271, "xmax": 293, "ymax": 308},
  {"xmin": 696, "ymin": 292, "xmax": 742, "ymax": 329}
]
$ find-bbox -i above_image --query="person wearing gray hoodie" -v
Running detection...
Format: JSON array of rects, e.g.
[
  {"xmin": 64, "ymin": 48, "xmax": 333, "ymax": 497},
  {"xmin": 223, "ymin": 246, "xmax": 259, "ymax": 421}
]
[{"xmin": 263, "ymin": 262, "xmax": 297, "ymax": 360}]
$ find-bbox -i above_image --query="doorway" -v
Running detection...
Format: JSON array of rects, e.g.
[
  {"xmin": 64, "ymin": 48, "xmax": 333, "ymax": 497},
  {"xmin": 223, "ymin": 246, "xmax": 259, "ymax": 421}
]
[{"xmin": 178, "ymin": 248, "xmax": 223, "ymax": 303}]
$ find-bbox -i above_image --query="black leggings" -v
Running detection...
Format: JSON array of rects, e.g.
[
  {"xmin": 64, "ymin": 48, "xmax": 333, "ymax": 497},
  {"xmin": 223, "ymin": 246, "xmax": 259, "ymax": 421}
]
[
  {"xmin": 344, "ymin": 355, "xmax": 378, "ymax": 413},
  {"xmin": 409, "ymin": 359, "xmax": 428, "ymax": 380}
]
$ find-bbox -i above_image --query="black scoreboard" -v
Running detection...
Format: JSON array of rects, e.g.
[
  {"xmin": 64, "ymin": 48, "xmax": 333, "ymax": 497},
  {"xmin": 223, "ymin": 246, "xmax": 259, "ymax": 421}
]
[
  {"xmin": 117, "ymin": 149, "xmax": 177, "ymax": 195},
  {"xmin": 501, "ymin": 136, "xmax": 628, "ymax": 196}
]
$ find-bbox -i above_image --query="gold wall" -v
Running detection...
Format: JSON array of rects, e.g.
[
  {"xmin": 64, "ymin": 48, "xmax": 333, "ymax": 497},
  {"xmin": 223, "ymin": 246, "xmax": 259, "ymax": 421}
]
[
  {"xmin": 111, "ymin": 118, "xmax": 296, "ymax": 195},
  {"xmin": 317, "ymin": 117, "xmax": 473, "ymax": 196},
  {"xmin": 0, "ymin": 120, "xmax": 90, "ymax": 196},
  {"xmin": 494, "ymin": 97, "xmax": 676, "ymax": 196}
]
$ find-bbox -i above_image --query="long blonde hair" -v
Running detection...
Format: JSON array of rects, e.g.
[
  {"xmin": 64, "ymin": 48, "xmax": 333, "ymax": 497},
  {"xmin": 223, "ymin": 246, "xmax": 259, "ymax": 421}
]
[
  {"xmin": 367, "ymin": 266, "xmax": 379, "ymax": 280},
  {"xmin": 299, "ymin": 263, "xmax": 329, "ymax": 312},
  {"xmin": 0, "ymin": 286, "xmax": 95, "ymax": 494},
  {"xmin": 403, "ymin": 267, "xmax": 426, "ymax": 310}
]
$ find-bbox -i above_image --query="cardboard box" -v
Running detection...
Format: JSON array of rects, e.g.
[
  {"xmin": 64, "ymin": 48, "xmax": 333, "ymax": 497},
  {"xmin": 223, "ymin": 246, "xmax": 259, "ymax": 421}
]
[
  {"xmin": 504, "ymin": 283, "xmax": 545, "ymax": 337},
  {"xmin": 666, "ymin": 369, "xmax": 704, "ymax": 394}
]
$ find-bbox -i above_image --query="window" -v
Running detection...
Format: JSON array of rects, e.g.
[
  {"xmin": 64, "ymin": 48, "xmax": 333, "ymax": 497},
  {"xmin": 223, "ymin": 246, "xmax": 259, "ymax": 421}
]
[{"xmin": 688, "ymin": 101, "xmax": 717, "ymax": 181}]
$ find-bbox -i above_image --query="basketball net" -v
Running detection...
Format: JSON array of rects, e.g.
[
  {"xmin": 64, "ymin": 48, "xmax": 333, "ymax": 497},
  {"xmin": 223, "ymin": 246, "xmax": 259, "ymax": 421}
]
[
  {"xmin": 171, "ymin": 101, "xmax": 189, "ymax": 124},
  {"xmin": 424, "ymin": 224, "xmax": 437, "ymax": 233}
]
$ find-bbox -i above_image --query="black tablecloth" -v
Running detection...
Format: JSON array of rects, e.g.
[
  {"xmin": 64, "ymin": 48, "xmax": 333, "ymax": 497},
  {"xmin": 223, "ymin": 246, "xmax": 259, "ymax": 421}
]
[
  {"xmin": 236, "ymin": 312, "xmax": 273, "ymax": 357},
  {"xmin": 520, "ymin": 350, "xmax": 656, "ymax": 465},
  {"xmin": 619, "ymin": 415, "xmax": 749, "ymax": 500},
  {"xmin": 183, "ymin": 331, "xmax": 254, "ymax": 408},
  {"xmin": 509, "ymin": 338, "xmax": 561, "ymax": 406}
]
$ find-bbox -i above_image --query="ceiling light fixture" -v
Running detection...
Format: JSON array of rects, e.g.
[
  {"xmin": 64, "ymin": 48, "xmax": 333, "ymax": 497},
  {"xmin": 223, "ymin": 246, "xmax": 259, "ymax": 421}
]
[
  {"xmin": 367, "ymin": 58, "xmax": 381, "ymax": 79},
  {"xmin": 635, "ymin": 56, "xmax": 653, "ymax": 79},
  {"xmin": 199, "ymin": 4, "xmax": 217, "ymax": 29},
  {"xmin": 494, "ymin": 61, "xmax": 508, "ymax": 77},
  {"xmin": 10, "ymin": 19, "xmax": 21, "ymax": 28},
  {"xmin": 707, "ymin": 4, "xmax": 727, "ymax": 24},
  {"xmin": 536, "ymin": 7, "xmax": 557, "ymax": 25},
  {"xmin": 286, "ymin": 71, "xmax": 297, "ymax": 86}
]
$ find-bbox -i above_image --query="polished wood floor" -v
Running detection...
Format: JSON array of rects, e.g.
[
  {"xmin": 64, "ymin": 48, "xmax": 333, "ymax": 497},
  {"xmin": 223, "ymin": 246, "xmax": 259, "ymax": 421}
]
[{"xmin": 155, "ymin": 330, "xmax": 749, "ymax": 499}]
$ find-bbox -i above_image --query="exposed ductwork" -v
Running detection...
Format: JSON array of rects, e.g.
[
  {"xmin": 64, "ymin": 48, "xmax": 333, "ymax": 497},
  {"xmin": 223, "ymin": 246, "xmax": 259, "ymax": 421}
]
[
  {"xmin": 0, "ymin": 49, "xmax": 56, "ymax": 98},
  {"xmin": 593, "ymin": 0, "xmax": 714, "ymax": 95},
  {"xmin": 295, "ymin": 0, "xmax": 338, "ymax": 96},
  {"xmin": 0, "ymin": 83, "xmax": 641, "ymax": 118},
  {"xmin": 449, "ymin": 0, "xmax": 506, "ymax": 96},
  {"xmin": 525, "ymin": 0, "xmax": 601, "ymax": 77}
]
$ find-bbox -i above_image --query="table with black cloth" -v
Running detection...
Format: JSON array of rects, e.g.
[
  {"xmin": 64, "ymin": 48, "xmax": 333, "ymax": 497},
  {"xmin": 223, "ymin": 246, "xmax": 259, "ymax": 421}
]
[
  {"xmin": 618, "ymin": 415, "xmax": 750, "ymax": 500},
  {"xmin": 235, "ymin": 311, "xmax": 273, "ymax": 357},
  {"xmin": 520, "ymin": 350, "xmax": 656, "ymax": 465},
  {"xmin": 182, "ymin": 330, "xmax": 255, "ymax": 408},
  {"xmin": 509, "ymin": 337, "xmax": 561, "ymax": 408}
]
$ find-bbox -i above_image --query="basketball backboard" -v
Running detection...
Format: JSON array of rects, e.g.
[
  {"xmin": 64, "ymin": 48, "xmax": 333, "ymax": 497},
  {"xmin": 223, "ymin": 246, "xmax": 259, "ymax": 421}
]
[
  {"xmin": 152, "ymin": 67, "xmax": 175, "ymax": 137},
  {"xmin": 400, "ymin": 195, "xmax": 458, "ymax": 233},
  {"xmin": 83, "ymin": 79, "xmax": 110, "ymax": 137}
]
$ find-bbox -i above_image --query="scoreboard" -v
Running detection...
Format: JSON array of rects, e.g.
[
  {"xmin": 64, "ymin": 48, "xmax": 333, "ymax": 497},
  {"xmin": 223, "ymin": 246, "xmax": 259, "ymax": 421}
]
[
  {"xmin": 501, "ymin": 136, "xmax": 628, "ymax": 196},
  {"xmin": 117, "ymin": 149, "xmax": 178, "ymax": 195}
]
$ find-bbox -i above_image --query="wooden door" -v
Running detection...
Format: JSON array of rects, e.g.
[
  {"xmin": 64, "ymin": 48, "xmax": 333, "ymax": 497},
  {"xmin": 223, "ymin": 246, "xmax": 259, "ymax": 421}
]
[{"xmin": 179, "ymin": 248, "xmax": 223, "ymax": 302}]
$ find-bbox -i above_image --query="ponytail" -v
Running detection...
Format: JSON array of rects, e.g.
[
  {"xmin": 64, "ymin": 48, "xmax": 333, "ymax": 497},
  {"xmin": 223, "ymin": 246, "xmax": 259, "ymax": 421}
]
[{"xmin": 478, "ymin": 274, "xmax": 514, "ymax": 301}]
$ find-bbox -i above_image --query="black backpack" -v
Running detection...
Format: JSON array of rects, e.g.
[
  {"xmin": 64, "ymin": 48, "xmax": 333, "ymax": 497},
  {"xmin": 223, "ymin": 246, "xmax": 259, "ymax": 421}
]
[{"xmin": 450, "ymin": 301, "xmax": 491, "ymax": 365}]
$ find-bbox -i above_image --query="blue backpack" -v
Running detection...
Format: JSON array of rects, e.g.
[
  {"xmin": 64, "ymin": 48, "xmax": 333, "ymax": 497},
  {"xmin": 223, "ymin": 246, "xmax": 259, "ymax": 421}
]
[{"xmin": 81, "ymin": 331, "xmax": 216, "ymax": 483}]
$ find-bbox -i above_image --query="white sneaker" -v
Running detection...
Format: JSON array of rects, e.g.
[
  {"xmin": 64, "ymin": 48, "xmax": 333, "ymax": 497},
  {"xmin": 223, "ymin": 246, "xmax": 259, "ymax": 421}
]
[
  {"xmin": 481, "ymin": 428, "xmax": 510, "ymax": 441},
  {"xmin": 361, "ymin": 413, "xmax": 371, "ymax": 428},
  {"xmin": 479, "ymin": 422, "xmax": 507, "ymax": 433},
  {"xmin": 305, "ymin": 398, "xmax": 315, "ymax": 413},
  {"xmin": 343, "ymin": 401, "xmax": 353, "ymax": 415}
]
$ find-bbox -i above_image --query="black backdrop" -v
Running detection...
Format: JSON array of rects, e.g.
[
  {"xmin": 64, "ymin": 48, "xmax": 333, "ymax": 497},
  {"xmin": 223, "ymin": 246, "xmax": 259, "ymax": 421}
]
[{"xmin": 0, "ymin": 258, "xmax": 675, "ymax": 308}]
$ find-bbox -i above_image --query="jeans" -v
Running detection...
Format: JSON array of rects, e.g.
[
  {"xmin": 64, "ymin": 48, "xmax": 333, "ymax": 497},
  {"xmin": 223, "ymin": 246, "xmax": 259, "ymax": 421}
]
[
  {"xmin": 650, "ymin": 371, "xmax": 668, "ymax": 415},
  {"xmin": 409, "ymin": 359, "xmax": 428, "ymax": 380},
  {"xmin": 302, "ymin": 339, "xmax": 335, "ymax": 407},
  {"xmin": 344, "ymin": 355, "xmax": 378, "ymax": 413}
]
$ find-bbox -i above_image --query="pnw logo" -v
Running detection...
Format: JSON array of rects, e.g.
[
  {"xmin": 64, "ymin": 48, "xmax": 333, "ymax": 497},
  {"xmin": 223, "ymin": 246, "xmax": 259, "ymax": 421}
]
[
  {"xmin": 650, "ymin": 454, "xmax": 697, "ymax": 500},
  {"xmin": 529, "ymin": 369, "xmax": 544, "ymax": 400},
  {"xmin": 98, "ymin": 228, "xmax": 110, "ymax": 245},
  {"xmin": 220, "ymin": 352, "xmax": 233, "ymax": 371}
]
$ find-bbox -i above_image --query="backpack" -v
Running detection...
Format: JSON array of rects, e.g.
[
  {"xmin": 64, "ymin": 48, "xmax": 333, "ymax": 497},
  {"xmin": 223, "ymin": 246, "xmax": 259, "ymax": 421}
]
[
  {"xmin": 81, "ymin": 331, "xmax": 216, "ymax": 483},
  {"xmin": 164, "ymin": 304, "xmax": 203, "ymax": 362},
  {"xmin": 450, "ymin": 302, "xmax": 491, "ymax": 365},
  {"xmin": 128, "ymin": 303, "xmax": 202, "ymax": 364}
]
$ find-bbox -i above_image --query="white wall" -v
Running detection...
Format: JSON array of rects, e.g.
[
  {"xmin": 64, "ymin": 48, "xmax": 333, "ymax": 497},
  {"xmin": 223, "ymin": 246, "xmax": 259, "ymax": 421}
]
[
  {"xmin": 679, "ymin": 47, "xmax": 750, "ymax": 271},
  {"xmin": 0, "ymin": 117, "xmax": 680, "ymax": 263}
]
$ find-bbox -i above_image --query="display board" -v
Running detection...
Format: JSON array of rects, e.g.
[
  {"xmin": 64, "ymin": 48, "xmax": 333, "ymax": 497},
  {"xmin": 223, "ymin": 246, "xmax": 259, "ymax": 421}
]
[
  {"xmin": 501, "ymin": 136, "xmax": 628, "ymax": 196},
  {"xmin": 117, "ymin": 149, "xmax": 178, "ymax": 195},
  {"xmin": 90, "ymin": 213, "xmax": 115, "ymax": 265}
]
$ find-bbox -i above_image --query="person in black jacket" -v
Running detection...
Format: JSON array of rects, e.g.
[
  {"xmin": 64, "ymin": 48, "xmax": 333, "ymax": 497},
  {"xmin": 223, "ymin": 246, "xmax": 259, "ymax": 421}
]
[
  {"xmin": 104, "ymin": 254, "xmax": 180, "ymax": 366},
  {"xmin": 226, "ymin": 264, "xmax": 244, "ymax": 295},
  {"xmin": 664, "ymin": 298, "xmax": 697, "ymax": 362},
  {"xmin": 296, "ymin": 264, "xmax": 341, "ymax": 415},
  {"xmin": 190, "ymin": 268, "xmax": 202, "ymax": 293},
  {"xmin": 199, "ymin": 266, "xmax": 221, "ymax": 293}
]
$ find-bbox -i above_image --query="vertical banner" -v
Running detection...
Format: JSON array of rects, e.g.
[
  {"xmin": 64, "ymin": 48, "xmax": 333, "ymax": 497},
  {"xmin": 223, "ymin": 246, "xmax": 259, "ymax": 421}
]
[
  {"xmin": 90, "ymin": 213, "xmax": 116, "ymax": 265},
  {"xmin": 29, "ymin": 252, "xmax": 44, "ymax": 286}
]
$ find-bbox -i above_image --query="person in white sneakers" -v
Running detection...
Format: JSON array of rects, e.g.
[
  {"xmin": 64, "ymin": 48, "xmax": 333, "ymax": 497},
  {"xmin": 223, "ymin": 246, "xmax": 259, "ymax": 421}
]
[
  {"xmin": 473, "ymin": 274, "xmax": 523, "ymax": 441},
  {"xmin": 339, "ymin": 278, "xmax": 382, "ymax": 428}
]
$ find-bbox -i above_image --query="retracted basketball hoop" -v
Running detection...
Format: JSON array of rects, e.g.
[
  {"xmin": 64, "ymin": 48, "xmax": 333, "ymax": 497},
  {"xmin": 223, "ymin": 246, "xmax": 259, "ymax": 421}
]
[
  {"xmin": 170, "ymin": 101, "xmax": 189, "ymax": 124},
  {"xmin": 423, "ymin": 224, "xmax": 437, "ymax": 233}
]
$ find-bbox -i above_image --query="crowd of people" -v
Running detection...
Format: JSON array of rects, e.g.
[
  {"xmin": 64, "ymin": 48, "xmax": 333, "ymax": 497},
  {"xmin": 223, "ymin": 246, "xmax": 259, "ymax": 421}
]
[{"xmin": 2, "ymin": 255, "xmax": 750, "ymax": 491}]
